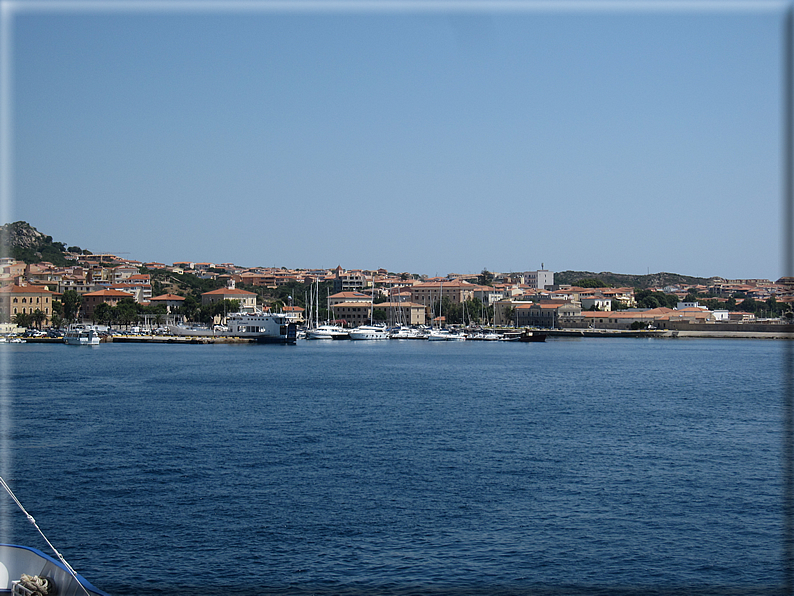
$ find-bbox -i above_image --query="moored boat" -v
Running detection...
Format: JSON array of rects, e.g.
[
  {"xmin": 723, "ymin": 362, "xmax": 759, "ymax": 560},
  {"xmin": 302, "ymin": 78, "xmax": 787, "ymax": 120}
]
[
  {"xmin": 63, "ymin": 325, "xmax": 100, "ymax": 346},
  {"xmin": 468, "ymin": 330, "xmax": 501, "ymax": 341},
  {"xmin": 388, "ymin": 326, "xmax": 427, "ymax": 339},
  {"xmin": 428, "ymin": 329, "xmax": 466, "ymax": 341},
  {"xmin": 348, "ymin": 324, "xmax": 389, "ymax": 340},
  {"xmin": 166, "ymin": 323, "xmax": 216, "ymax": 337},
  {"xmin": 223, "ymin": 307, "xmax": 298, "ymax": 344},
  {"xmin": 518, "ymin": 329, "xmax": 547, "ymax": 342},
  {"xmin": 306, "ymin": 324, "xmax": 349, "ymax": 340}
]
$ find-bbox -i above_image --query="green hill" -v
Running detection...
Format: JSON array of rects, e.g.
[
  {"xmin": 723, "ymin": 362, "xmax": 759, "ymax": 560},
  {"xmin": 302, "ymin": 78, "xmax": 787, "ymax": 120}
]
[{"xmin": 554, "ymin": 270, "xmax": 719, "ymax": 289}]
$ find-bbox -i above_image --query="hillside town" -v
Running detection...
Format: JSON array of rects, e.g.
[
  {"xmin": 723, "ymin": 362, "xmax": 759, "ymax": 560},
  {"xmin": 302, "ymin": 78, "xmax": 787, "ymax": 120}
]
[{"xmin": 1, "ymin": 246, "xmax": 793, "ymax": 338}]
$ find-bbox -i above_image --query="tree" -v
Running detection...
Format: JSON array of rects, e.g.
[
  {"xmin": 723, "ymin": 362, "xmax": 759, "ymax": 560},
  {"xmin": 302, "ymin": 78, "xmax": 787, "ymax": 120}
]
[
  {"xmin": 700, "ymin": 298, "xmax": 722, "ymax": 311},
  {"xmin": 115, "ymin": 298, "xmax": 140, "ymax": 327},
  {"xmin": 478, "ymin": 269, "xmax": 494, "ymax": 287},
  {"xmin": 464, "ymin": 297, "xmax": 485, "ymax": 324},
  {"xmin": 50, "ymin": 312, "xmax": 63, "ymax": 329},
  {"xmin": 178, "ymin": 295, "xmax": 200, "ymax": 321},
  {"xmin": 12, "ymin": 312, "xmax": 31, "ymax": 328},
  {"xmin": 635, "ymin": 289, "xmax": 677, "ymax": 309},
  {"xmin": 738, "ymin": 298, "xmax": 759, "ymax": 313},
  {"xmin": 440, "ymin": 296, "xmax": 462, "ymax": 324},
  {"xmin": 93, "ymin": 302, "xmax": 113, "ymax": 326},
  {"xmin": 52, "ymin": 299, "xmax": 64, "ymax": 320},
  {"xmin": 31, "ymin": 309, "xmax": 46, "ymax": 330},
  {"xmin": 61, "ymin": 290, "xmax": 82, "ymax": 323}
]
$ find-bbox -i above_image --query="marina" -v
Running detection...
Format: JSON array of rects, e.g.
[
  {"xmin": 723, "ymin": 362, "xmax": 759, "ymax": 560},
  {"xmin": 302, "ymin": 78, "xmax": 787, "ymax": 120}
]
[{"xmin": 9, "ymin": 326, "xmax": 789, "ymax": 345}]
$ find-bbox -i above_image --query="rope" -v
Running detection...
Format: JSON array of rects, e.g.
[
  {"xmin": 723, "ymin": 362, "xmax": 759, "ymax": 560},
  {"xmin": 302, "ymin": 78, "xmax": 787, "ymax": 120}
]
[
  {"xmin": 0, "ymin": 475, "xmax": 93, "ymax": 596},
  {"xmin": 18, "ymin": 573, "xmax": 53, "ymax": 596}
]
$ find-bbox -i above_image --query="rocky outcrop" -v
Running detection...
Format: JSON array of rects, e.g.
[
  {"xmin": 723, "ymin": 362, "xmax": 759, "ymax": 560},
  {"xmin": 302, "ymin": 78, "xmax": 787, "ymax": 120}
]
[{"xmin": 0, "ymin": 221, "xmax": 48, "ymax": 250}]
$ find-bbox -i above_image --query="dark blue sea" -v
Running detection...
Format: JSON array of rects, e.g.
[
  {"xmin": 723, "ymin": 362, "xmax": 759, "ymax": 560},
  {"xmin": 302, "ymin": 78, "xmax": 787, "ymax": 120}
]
[{"xmin": 0, "ymin": 338, "xmax": 788, "ymax": 595}]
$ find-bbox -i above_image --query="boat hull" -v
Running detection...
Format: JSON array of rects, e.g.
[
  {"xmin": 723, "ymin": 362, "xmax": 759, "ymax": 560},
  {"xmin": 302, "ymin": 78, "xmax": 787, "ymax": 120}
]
[
  {"xmin": 224, "ymin": 312, "xmax": 298, "ymax": 344},
  {"xmin": 0, "ymin": 544, "xmax": 109, "ymax": 596},
  {"xmin": 518, "ymin": 332, "xmax": 547, "ymax": 342},
  {"xmin": 63, "ymin": 326, "xmax": 100, "ymax": 345},
  {"xmin": 306, "ymin": 325, "xmax": 350, "ymax": 340},
  {"xmin": 348, "ymin": 326, "xmax": 389, "ymax": 340},
  {"xmin": 167, "ymin": 325, "xmax": 215, "ymax": 337}
]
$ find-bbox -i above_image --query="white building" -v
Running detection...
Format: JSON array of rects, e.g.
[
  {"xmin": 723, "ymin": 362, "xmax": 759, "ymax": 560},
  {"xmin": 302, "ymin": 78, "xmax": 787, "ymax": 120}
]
[
  {"xmin": 581, "ymin": 296, "xmax": 612, "ymax": 312},
  {"xmin": 524, "ymin": 268, "xmax": 554, "ymax": 290}
]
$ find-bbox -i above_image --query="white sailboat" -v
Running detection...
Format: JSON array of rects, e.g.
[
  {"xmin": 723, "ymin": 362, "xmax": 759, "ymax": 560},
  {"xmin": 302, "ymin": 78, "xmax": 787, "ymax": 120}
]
[
  {"xmin": 427, "ymin": 281, "xmax": 466, "ymax": 341},
  {"xmin": 306, "ymin": 281, "xmax": 348, "ymax": 339}
]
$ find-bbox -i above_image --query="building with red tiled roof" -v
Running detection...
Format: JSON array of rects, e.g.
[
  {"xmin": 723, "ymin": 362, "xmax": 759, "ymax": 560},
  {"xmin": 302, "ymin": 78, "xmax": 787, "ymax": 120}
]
[
  {"xmin": 201, "ymin": 282, "xmax": 257, "ymax": 308},
  {"xmin": 82, "ymin": 288, "xmax": 136, "ymax": 320},
  {"xmin": 576, "ymin": 307, "xmax": 676, "ymax": 330},
  {"xmin": 409, "ymin": 279, "xmax": 476, "ymax": 305},
  {"xmin": 330, "ymin": 301, "xmax": 373, "ymax": 327},
  {"xmin": 328, "ymin": 292, "xmax": 370, "ymax": 307},
  {"xmin": 150, "ymin": 294, "xmax": 186, "ymax": 313},
  {"xmin": 0, "ymin": 284, "xmax": 57, "ymax": 325}
]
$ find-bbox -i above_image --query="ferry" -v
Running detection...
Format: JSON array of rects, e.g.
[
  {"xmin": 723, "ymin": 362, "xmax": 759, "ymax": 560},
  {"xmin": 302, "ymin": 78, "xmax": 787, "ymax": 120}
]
[{"xmin": 224, "ymin": 306, "xmax": 298, "ymax": 344}]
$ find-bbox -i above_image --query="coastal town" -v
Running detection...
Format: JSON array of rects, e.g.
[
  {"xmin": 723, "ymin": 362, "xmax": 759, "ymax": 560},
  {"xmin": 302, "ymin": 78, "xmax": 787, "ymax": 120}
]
[{"xmin": 2, "ymin": 239, "xmax": 793, "ymax": 341}]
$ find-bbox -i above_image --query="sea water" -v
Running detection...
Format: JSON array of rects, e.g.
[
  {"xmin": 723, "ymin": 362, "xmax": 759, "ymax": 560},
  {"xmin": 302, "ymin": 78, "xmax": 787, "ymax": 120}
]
[{"xmin": 0, "ymin": 338, "xmax": 787, "ymax": 595}]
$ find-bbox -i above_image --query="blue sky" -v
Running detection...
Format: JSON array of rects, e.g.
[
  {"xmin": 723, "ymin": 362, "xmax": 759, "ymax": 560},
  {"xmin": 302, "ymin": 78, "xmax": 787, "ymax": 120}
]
[{"xmin": 2, "ymin": 1, "xmax": 786, "ymax": 279}]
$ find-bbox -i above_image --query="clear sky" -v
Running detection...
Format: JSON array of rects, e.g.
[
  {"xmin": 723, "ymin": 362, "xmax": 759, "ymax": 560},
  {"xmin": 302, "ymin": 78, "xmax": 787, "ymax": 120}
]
[{"xmin": 2, "ymin": 1, "xmax": 787, "ymax": 279}]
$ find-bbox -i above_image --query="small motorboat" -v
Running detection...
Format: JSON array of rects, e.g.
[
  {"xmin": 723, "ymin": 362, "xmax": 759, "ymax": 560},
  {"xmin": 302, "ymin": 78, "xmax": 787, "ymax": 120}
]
[{"xmin": 518, "ymin": 329, "xmax": 547, "ymax": 342}]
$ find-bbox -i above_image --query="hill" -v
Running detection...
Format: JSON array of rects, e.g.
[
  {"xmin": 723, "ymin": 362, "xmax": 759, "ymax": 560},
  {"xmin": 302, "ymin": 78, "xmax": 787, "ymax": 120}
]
[
  {"xmin": 0, "ymin": 221, "xmax": 74, "ymax": 266},
  {"xmin": 553, "ymin": 270, "xmax": 719, "ymax": 289}
]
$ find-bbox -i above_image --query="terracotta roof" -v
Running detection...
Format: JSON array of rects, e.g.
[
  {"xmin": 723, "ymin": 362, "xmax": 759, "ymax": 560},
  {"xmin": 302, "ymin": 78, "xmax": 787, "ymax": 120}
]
[
  {"xmin": 329, "ymin": 292, "xmax": 369, "ymax": 299},
  {"xmin": 412, "ymin": 279, "xmax": 475, "ymax": 288},
  {"xmin": 151, "ymin": 294, "xmax": 186, "ymax": 301},
  {"xmin": 532, "ymin": 302, "xmax": 569, "ymax": 309},
  {"xmin": 0, "ymin": 284, "xmax": 56, "ymax": 294},
  {"xmin": 202, "ymin": 287, "xmax": 256, "ymax": 296},
  {"xmin": 332, "ymin": 301, "xmax": 372, "ymax": 308}
]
